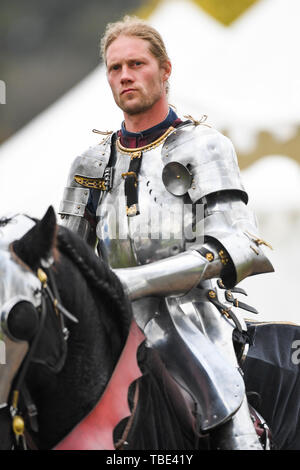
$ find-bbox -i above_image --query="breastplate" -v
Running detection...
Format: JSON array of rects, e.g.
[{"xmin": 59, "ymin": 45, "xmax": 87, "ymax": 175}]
[{"xmin": 96, "ymin": 130, "xmax": 195, "ymax": 268}]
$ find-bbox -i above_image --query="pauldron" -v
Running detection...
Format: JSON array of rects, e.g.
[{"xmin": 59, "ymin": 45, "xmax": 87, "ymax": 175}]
[
  {"xmin": 161, "ymin": 123, "xmax": 248, "ymax": 203},
  {"xmin": 59, "ymin": 135, "xmax": 113, "ymax": 218}
]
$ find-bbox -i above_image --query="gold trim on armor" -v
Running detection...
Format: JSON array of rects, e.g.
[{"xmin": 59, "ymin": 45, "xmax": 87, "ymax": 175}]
[
  {"xmin": 74, "ymin": 175, "xmax": 107, "ymax": 190},
  {"xmin": 116, "ymin": 126, "xmax": 175, "ymax": 156}
]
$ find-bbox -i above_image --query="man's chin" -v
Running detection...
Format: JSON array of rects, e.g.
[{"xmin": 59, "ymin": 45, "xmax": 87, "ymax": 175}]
[{"xmin": 120, "ymin": 101, "xmax": 153, "ymax": 116}]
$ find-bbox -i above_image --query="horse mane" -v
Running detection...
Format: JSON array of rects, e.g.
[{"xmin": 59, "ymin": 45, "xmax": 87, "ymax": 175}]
[{"xmin": 55, "ymin": 225, "xmax": 133, "ymax": 346}]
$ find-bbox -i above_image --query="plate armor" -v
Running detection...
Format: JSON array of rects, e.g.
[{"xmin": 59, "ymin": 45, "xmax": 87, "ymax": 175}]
[{"xmin": 59, "ymin": 120, "xmax": 274, "ymax": 448}]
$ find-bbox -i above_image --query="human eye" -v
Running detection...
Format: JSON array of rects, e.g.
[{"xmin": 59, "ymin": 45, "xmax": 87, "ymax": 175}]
[
  {"xmin": 130, "ymin": 60, "xmax": 143, "ymax": 67},
  {"xmin": 109, "ymin": 63, "xmax": 120, "ymax": 72}
]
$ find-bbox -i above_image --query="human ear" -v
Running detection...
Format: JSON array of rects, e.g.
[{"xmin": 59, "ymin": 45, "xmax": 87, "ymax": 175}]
[{"xmin": 162, "ymin": 60, "xmax": 172, "ymax": 81}]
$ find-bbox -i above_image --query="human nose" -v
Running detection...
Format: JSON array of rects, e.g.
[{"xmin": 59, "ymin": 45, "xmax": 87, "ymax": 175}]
[{"xmin": 120, "ymin": 65, "xmax": 134, "ymax": 84}]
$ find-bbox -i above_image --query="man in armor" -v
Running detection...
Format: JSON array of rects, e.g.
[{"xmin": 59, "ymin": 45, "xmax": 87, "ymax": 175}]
[{"xmin": 59, "ymin": 16, "xmax": 277, "ymax": 449}]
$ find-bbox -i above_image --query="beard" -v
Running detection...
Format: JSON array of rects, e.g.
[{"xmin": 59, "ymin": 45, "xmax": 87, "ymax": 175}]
[{"xmin": 114, "ymin": 84, "xmax": 163, "ymax": 116}]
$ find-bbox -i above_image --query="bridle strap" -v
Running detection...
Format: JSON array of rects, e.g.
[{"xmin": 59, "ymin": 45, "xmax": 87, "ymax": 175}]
[
  {"xmin": 10, "ymin": 294, "xmax": 47, "ymax": 449},
  {"xmin": 11, "ymin": 294, "xmax": 47, "ymax": 399}
]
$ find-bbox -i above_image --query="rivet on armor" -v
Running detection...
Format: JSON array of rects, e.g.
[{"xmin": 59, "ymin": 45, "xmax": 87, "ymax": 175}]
[
  {"xmin": 205, "ymin": 252, "xmax": 214, "ymax": 262},
  {"xmin": 208, "ymin": 290, "xmax": 216, "ymax": 299},
  {"xmin": 221, "ymin": 309, "xmax": 230, "ymax": 318},
  {"xmin": 219, "ymin": 249, "xmax": 229, "ymax": 265}
]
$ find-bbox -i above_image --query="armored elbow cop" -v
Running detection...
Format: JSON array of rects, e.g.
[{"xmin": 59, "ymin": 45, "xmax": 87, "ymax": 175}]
[{"xmin": 201, "ymin": 194, "xmax": 274, "ymax": 287}]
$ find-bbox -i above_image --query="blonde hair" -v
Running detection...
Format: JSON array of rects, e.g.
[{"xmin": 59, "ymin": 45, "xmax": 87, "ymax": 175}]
[{"xmin": 100, "ymin": 15, "xmax": 171, "ymax": 93}]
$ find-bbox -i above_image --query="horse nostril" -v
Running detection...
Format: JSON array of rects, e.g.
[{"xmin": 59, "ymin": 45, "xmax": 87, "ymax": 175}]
[{"xmin": 7, "ymin": 302, "xmax": 39, "ymax": 342}]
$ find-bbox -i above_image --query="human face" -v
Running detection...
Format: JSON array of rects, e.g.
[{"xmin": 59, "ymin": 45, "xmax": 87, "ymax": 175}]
[{"xmin": 106, "ymin": 35, "xmax": 170, "ymax": 116}]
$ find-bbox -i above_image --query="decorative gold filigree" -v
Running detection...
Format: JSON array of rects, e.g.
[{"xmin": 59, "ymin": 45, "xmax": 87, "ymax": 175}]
[{"xmin": 74, "ymin": 175, "xmax": 107, "ymax": 190}]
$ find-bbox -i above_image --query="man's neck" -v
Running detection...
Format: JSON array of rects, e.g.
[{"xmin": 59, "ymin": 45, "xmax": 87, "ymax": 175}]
[{"xmin": 123, "ymin": 99, "xmax": 169, "ymax": 133}]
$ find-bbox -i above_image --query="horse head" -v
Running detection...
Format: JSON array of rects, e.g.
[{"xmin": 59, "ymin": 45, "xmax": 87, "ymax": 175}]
[
  {"xmin": 0, "ymin": 208, "xmax": 56, "ymax": 445},
  {"xmin": 0, "ymin": 207, "xmax": 67, "ymax": 448},
  {"xmin": 0, "ymin": 206, "xmax": 135, "ymax": 449}
]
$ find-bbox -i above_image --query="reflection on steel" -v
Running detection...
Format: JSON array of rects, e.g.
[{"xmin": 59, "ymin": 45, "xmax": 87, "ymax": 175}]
[{"xmin": 133, "ymin": 294, "xmax": 244, "ymax": 431}]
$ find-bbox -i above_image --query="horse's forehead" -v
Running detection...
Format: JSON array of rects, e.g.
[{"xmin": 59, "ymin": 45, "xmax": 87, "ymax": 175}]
[{"xmin": 0, "ymin": 214, "xmax": 36, "ymax": 247}]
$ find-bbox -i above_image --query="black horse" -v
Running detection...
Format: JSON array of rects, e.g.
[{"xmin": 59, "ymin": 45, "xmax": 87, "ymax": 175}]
[
  {"xmin": 0, "ymin": 207, "xmax": 202, "ymax": 450},
  {"xmin": 1, "ymin": 207, "xmax": 300, "ymax": 450}
]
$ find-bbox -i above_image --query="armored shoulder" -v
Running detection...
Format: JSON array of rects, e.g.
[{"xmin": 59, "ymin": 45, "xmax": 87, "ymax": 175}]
[
  {"xmin": 161, "ymin": 123, "xmax": 248, "ymax": 204},
  {"xmin": 59, "ymin": 135, "xmax": 112, "ymax": 218}
]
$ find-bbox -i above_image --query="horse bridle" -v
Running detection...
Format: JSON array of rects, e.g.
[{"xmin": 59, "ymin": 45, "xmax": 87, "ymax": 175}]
[{"xmin": 4, "ymin": 245, "xmax": 78, "ymax": 449}]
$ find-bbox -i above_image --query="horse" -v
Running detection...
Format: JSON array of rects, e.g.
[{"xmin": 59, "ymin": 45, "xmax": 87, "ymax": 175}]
[
  {"xmin": 0, "ymin": 206, "xmax": 205, "ymax": 450},
  {"xmin": 1, "ymin": 206, "xmax": 300, "ymax": 450}
]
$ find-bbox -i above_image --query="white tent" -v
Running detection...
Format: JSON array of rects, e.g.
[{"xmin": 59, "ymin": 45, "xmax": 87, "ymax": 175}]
[{"xmin": 1, "ymin": 0, "xmax": 299, "ymax": 322}]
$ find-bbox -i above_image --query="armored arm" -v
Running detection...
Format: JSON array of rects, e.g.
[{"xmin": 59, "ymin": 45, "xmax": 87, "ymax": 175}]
[
  {"xmin": 114, "ymin": 124, "xmax": 274, "ymax": 300},
  {"xmin": 59, "ymin": 156, "xmax": 98, "ymax": 247}
]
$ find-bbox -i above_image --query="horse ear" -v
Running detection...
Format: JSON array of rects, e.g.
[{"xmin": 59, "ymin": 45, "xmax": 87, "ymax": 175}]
[{"xmin": 13, "ymin": 206, "xmax": 57, "ymax": 271}]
